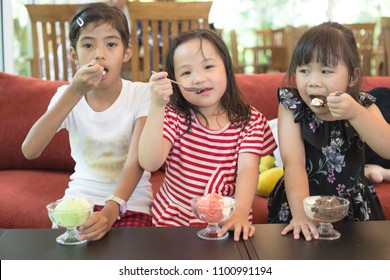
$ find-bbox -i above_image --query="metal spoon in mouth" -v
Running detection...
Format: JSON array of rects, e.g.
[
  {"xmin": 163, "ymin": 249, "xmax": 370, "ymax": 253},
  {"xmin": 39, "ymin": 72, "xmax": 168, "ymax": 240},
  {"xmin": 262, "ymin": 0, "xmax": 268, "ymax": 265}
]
[
  {"xmin": 151, "ymin": 71, "xmax": 201, "ymax": 94},
  {"xmin": 311, "ymin": 91, "xmax": 343, "ymax": 107}
]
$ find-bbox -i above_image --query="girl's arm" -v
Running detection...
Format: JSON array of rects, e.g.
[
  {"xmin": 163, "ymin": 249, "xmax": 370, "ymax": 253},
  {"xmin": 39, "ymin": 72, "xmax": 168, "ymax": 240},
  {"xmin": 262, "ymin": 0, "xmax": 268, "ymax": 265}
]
[
  {"xmin": 138, "ymin": 72, "xmax": 173, "ymax": 172},
  {"xmin": 22, "ymin": 86, "xmax": 84, "ymax": 159},
  {"xmin": 328, "ymin": 93, "xmax": 390, "ymax": 159},
  {"xmin": 278, "ymin": 104, "xmax": 317, "ymax": 240},
  {"xmin": 349, "ymin": 105, "xmax": 390, "ymax": 159},
  {"xmin": 79, "ymin": 117, "xmax": 148, "ymax": 241},
  {"xmin": 22, "ymin": 62, "xmax": 104, "ymax": 159},
  {"xmin": 219, "ymin": 152, "xmax": 260, "ymax": 241}
]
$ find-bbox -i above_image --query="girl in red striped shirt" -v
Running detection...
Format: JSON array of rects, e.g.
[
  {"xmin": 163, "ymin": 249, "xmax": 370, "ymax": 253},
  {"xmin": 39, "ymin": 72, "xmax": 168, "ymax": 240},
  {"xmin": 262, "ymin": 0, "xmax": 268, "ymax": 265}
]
[{"xmin": 139, "ymin": 29, "xmax": 276, "ymax": 241}]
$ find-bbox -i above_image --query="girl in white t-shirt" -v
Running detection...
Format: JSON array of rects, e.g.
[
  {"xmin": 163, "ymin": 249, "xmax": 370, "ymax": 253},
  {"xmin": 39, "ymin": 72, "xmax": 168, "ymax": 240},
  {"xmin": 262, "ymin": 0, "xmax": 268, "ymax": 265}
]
[
  {"xmin": 22, "ymin": 3, "xmax": 152, "ymax": 241},
  {"xmin": 139, "ymin": 29, "xmax": 277, "ymax": 241}
]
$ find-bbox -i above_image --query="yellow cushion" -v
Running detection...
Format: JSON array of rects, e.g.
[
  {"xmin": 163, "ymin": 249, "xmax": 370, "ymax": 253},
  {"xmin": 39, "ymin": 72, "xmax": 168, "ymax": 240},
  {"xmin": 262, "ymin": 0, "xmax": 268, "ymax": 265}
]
[
  {"xmin": 259, "ymin": 155, "xmax": 275, "ymax": 173},
  {"xmin": 257, "ymin": 167, "xmax": 283, "ymax": 197}
]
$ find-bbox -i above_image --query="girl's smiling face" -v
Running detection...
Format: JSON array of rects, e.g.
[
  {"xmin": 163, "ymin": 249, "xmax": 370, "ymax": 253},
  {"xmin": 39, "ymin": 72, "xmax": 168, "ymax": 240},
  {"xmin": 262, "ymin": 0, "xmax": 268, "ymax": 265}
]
[
  {"xmin": 72, "ymin": 22, "xmax": 131, "ymax": 85},
  {"xmin": 173, "ymin": 38, "xmax": 227, "ymax": 115}
]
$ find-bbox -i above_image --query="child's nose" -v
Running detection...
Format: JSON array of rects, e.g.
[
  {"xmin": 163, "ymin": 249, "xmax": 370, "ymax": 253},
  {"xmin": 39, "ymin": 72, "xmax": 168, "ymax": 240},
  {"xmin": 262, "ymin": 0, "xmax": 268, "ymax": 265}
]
[
  {"xmin": 95, "ymin": 47, "xmax": 106, "ymax": 60},
  {"xmin": 192, "ymin": 71, "xmax": 206, "ymax": 84},
  {"xmin": 308, "ymin": 73, "xmax": 322, "ymax": 87}
]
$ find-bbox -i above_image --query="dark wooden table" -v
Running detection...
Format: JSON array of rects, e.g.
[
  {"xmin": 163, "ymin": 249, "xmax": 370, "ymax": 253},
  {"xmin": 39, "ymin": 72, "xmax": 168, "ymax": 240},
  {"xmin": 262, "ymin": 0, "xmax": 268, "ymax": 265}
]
[
  {"xmin": 2, "ymin": 221, "xmax": 389, "ymax": 260},
  {"xmin": 0, "ymin": 226, "xmax": 248, "ymax": 260},
  {"xmin": 243, "ymin": 221, "xmax": 390, "ymax": 260}
]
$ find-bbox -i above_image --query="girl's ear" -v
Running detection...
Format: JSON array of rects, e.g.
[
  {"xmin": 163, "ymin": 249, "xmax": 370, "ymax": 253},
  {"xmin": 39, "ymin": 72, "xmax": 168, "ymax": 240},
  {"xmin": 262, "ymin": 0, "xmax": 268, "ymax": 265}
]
[
  {"xmin": 70, "ymin": 47, "xmax": 78, "ymax": 64},
  {"xmin": 348, "ymin": 67, "xmax": 361, "ymax": 87},
  {"xmin": 123, "ymin": 44, "xmax": 132, "ymax": 62}
]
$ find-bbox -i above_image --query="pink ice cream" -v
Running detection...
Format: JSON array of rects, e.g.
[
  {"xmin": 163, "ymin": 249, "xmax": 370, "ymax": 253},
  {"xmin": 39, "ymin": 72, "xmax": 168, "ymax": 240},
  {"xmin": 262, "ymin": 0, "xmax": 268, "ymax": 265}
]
[{"xmin": 196, "ymin": 193, "xmax": 224, "ymax": 222}]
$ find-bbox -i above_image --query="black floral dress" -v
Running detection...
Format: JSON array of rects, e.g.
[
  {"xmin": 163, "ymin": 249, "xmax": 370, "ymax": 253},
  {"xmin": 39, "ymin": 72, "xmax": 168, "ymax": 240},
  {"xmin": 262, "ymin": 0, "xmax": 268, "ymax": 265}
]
[{"xmin": 268, "ymin": 88, "xmax": 385, "ymax": 223}]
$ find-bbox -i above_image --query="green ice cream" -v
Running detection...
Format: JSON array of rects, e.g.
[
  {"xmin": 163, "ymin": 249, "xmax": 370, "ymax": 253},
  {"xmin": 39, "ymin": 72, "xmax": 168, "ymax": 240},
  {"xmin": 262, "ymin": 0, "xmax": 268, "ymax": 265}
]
[{"xmin": 53, "ymin": 198, "xmax": 92, "ymax": 228}]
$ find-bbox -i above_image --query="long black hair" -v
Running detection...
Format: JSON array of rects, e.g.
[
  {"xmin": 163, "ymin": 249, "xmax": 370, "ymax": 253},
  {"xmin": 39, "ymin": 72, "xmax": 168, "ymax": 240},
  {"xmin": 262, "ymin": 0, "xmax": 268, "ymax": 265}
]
[{"xmin": 165, "ymin": 29, "xmax": 251, "ymax": 130}]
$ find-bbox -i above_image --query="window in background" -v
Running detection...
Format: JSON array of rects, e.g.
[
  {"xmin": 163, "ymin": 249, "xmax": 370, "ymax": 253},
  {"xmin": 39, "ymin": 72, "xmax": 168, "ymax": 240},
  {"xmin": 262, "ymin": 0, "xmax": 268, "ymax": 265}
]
[
  {"xmin": 12, "ymin": 0, "xmax": 96, "ymax": 76},
  {"xmin": 236, "ymin": 0, "xmax": 390, "ymax": 48},
  {"xmin": 1, "ymin": 0, "xmax": 14, "ymax": 73},
  {"xmin": 9, "ymin": 0, "xmax": 390, "ymax": 77}
]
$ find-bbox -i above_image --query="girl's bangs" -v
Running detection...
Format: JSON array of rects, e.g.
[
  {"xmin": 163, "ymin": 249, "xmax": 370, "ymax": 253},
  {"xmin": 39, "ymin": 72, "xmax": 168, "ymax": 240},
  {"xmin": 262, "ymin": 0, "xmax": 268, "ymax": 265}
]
[{"xmin": 296, "ymin": 35, "xmax": 343, "ymax": 67}]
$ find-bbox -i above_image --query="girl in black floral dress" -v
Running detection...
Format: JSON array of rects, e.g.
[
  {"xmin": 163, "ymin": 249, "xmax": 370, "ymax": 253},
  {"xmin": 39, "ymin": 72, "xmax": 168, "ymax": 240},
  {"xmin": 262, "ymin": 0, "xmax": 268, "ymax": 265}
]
[{"xmin": 267, "ymin": 22, "xmax": 390, "ymax": 241}]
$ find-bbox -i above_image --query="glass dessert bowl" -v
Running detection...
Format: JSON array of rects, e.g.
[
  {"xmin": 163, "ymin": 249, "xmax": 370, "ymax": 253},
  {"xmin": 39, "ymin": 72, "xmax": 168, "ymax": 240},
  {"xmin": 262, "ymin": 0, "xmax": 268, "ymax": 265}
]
[
  {"xmin": 191, "ymin": 193, "xmax": 236, "ymax": 240},
  {"xmin": 47, "ymin": 197, "xmax": 93, "ymax": 245},
  {"xmin": 303, "ymin": 195, "xmax": 350, "ymax": 240}
]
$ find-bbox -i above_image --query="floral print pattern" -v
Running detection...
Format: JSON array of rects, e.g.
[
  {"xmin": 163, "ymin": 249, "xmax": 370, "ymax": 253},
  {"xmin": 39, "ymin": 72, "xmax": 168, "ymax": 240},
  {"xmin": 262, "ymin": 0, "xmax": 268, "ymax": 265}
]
[{"xmin": 268, "ymin": 88, "xmax": 385, "ymax": 223}]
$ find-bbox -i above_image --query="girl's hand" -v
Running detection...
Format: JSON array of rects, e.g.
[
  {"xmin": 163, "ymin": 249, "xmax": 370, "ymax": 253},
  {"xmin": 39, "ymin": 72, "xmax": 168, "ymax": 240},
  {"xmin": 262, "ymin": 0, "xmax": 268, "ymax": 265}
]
[
  {"xmin": 149, "ymin": 71, "xmax": 173, "ymax": 107},
  {"xmin": 281, "ymin": 215, "xmax": 319, "ymax": 241},
  {"xmin": 78, "ymin": 204, "xmax": 118, "ymax": 241},
  {"xmin": 68, "ymin": 60, "xmax": 105, "ymax": 95},
  {"xmin": 327, "ymin": 91, "xmax": 360, "ymax": 120},
  {"xmin": 219, "ymin": 212, "xmax": 256, "ymax": 241}
]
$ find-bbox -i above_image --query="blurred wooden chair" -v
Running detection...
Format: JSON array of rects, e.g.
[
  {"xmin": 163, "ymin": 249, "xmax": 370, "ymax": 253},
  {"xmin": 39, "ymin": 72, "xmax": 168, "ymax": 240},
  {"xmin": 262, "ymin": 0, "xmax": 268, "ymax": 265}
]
[
  {"xmin": 25, "ymin": 4, "xmax": 81, "ymax": 81},
  {"xmin": 345, "ymin": 23, "xmax": 376, "ymax": 76},
  {"xmin": 283, "ymin": 25, "xmax": 309, "ymax": 68},
  {"xmin": 244, "ymin": 28, "xmax": 288, "ymax": 73},
  {"xmin": 380, "ymin": 17, "xmax": 390, "ymax": 76},
  {"xmin": 373, "ymin": 30, "xmax": 385, "ymax": 76},
  {"xmin": 127, "ymin": 1, "xmax": 213, "ymax": 81},
  {"xmin": 229, "ymin": 30, "xmax": 245, "ymax": 73}
]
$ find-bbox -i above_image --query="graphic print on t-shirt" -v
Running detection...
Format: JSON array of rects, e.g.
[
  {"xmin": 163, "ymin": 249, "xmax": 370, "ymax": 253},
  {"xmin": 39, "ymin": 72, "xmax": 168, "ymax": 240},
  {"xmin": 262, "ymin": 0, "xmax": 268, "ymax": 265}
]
[{"xmin": 83, "ymin": 135, "xmax": 128, "ymax": 181}]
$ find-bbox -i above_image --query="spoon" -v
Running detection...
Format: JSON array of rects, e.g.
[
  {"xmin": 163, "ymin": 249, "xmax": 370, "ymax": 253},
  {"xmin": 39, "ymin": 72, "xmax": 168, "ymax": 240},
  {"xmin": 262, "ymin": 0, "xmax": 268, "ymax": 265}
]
[
  {"xmin": 151, "ymin": 71, "xmax": 201, "ymax": 94},
  {"xmin": 311, "ymin": 91, "xmax": 343, "ymax": 107}
]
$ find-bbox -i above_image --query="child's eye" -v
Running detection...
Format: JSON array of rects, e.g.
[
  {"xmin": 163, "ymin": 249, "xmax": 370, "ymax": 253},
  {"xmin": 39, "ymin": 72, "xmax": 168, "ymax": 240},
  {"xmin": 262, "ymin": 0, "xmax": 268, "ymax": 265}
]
[
  {"xmin": 205, "ymin": 65, "xmax": 215, "ymax": 70},
  {"xmin": 107, "ymin": 42, "xmax": 117, "ymax": 48},
  {"xmin": 180, "ymin": 71, "xmax": 191, "ymax": 76},
  {"xmin": 83, "ymin": 43, "xmax": 93, "ymax": 48},
  {"xmin": 297, "ymin": 68, "xmax": 308, "ymax": 74},
  {"xmin": 322, "ymin": 69, "xmax": 333, "ymax": 74}
]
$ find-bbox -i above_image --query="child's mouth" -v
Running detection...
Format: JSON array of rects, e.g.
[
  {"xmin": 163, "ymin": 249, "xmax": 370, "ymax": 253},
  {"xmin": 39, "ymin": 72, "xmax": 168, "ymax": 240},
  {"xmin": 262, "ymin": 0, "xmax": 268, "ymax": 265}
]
[
  {"xmin": 310, "ymin": 95, "xmax": 327, "ymax": 107},
  {"xmin": 196, "ymin": 87, "xmax": 212, "ymax": 94}
]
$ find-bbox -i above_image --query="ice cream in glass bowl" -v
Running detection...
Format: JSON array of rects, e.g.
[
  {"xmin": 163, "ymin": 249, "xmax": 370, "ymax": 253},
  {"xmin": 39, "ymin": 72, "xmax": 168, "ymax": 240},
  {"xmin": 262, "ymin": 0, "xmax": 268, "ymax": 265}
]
[
  {"xmin": 191, "ymin": 193, "xmax": 236, "ymax": 240},
  {"xmin": 303, "ymin": 195, "xmax": 350, "ymax": 240},
  {"xmin": 46, "ymin": 197, "xmax": 93, "ymax": 245}
]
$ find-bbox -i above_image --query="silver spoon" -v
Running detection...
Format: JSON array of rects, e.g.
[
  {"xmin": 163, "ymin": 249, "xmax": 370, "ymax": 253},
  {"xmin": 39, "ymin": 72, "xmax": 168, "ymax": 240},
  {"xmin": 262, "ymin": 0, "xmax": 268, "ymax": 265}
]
[
  {"xmin": 151, "ymin": 71, "xmax": 201, "ymax": 94},
  {"xmin": 311, "ymin": 91, "xmax": 343, "ymax": 107}
]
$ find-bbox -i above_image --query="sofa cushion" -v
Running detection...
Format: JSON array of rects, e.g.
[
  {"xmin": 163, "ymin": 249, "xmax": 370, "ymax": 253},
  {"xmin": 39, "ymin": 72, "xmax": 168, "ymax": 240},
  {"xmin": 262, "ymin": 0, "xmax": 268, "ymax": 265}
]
[
  {"xmin": 235, "ymin": 73, "xmax": 282, "ymax": 120},
  {"xmin": 0, "ymin": 72, "xmax": 74, "ymax": 171},
  {"xmin": 234, "ymin": 73, "xmax": 390, "ymax": 122},
  {"xmin": 0, "ymin": 170, "xmax": 70, "ymax": 228}
]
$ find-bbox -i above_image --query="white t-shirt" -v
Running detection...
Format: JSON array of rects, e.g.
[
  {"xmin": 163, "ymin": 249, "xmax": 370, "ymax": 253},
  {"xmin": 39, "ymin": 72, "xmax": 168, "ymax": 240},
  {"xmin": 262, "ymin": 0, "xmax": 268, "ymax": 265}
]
[{"xmin": 48, "ymin": 79, "xmax": 153, "ymax": 215}]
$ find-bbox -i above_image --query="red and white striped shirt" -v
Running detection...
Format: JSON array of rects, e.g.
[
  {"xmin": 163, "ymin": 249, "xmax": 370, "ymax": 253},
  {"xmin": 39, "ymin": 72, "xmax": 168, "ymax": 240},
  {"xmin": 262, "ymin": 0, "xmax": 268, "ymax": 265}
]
[{"xmin": 152, "ymin": 106, "xmax": 277, "ymax": 226}]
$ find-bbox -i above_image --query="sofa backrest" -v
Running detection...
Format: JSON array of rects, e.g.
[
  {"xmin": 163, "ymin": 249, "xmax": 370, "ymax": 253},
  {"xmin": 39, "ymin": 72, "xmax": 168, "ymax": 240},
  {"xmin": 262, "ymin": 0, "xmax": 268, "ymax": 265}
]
[
  {"xmin": 1, "ymin": 71, "xmax": 389, "ymax": 171},
  {"xmin": 236, "ymin": 73, "xmax": 284, "ymax": 120},
  {"xmin": 360, "ymin": 76, "xmax": 390, "ymax": 92},
  {"xmin": 235, "ymin": 73, "xmax": 390, "ymax": 121},
  {"xmin": 0, "ymin": 72, "xmax": 74, "ymax": 171}
]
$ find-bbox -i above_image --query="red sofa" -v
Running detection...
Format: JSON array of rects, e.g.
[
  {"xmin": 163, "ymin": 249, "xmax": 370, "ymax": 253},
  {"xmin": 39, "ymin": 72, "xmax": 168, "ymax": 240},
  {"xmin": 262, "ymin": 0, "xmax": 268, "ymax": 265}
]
[{"xmin": 1, "ymin": 71, "xmax": 390, "ymax": 228}]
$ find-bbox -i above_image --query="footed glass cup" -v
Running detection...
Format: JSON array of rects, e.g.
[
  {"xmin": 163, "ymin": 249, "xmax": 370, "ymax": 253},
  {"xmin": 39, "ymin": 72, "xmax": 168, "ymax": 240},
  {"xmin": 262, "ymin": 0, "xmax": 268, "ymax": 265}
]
[
  {"xmin": 303, "ymin": 195, "xmax": 350, "ymax": 240},
  {"xmin": 191, "ymin": 196, "xmax": 236, "ymax": 240},
  {"xmin": 47, "ymin": 198, "xmax": 93, "ymax": 245}
]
